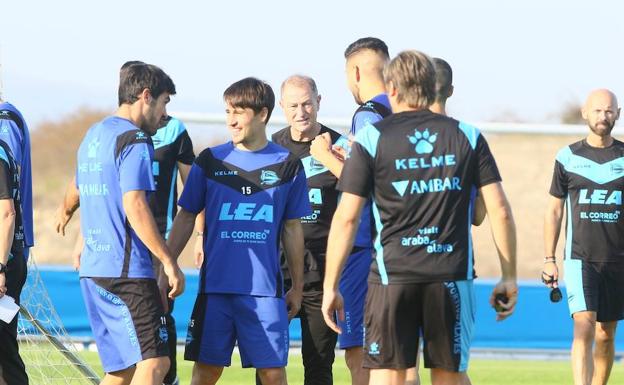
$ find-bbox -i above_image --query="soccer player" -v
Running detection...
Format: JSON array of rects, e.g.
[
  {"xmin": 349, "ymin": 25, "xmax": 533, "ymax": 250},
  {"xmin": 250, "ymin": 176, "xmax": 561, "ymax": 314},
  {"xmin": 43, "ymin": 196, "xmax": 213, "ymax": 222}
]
[
  {"xmin": 57, "ymin": 62, "xmax": 185, "ymax": 385},
  {"xmin": 340, "ymin": 37, "xmax": 392, "ymax": 385},
  {"xmin": 0, "ymin": 101, "xmax": 32, "ymax": 260},
  {"xmin": 402, "ymin": 56, "xmax": 486, "ymax": 385},
  {"xmin": 124, "ymin": 61, "xmax": 197, "ymax": 385},
  {"xmin": 149, "ymin": 114, "xmax": 195, "ymax": 385},
  {"xmin": 543, "ymin": 89, "xmax": 622, "ymax": 385},
  {"xmin": 166, "ymin": 77, "xmax": 309, "ymax": 385},
  {"xmin": 0, "ymin": 139, "xmax": 27, "ymax": 385},
  {"xmin": 430, "ymin": 57, "xmax": 486, "ymax": 228},
  {"xmin": 270, "ymin": 75, "xmax": 348, "ymax": 385},
  {"xmin": 322, "ymin": 50, "xmax": 517, "ymax": 385}
]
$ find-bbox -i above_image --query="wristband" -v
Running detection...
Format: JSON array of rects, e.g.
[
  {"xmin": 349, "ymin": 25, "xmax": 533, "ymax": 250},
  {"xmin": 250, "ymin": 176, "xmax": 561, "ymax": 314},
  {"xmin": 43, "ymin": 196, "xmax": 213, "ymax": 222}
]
[
  {"xmin": 196, "ymin": 231, "xmax": 204, "ymax": 237},
  {"xmin": 544, "ymin": 256, "xmax": 556, "ymax": 263}
]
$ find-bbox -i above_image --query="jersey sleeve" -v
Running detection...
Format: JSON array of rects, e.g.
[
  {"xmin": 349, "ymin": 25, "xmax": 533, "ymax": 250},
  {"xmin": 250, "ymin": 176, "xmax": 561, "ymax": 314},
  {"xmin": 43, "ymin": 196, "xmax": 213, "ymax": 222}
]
[
  {"xmin": 117, "ymin": 131, "xmax": 156, "ymax": 194},
  {"xmin": 0, "ymin": 158, "xmax": 12, "ymax": 200},
  {"xmin": 473, "ymin": 134, "xmax": 502, "ymax": 188},
  {"xmin": 337, "ymin": 123, "xmax": 377, "ymax": 197},
  {"xmin": 352, "ymin": 110, "xmax": 383, "ymax": 136},
  {"xmin": 178, "ymin": 163, "xmax": 207, "ymax": 214},
  {"xmin": 549, "ymin": 161, "xmax": 568, "ymax": 198},
  {"xmin": 333, "ymin": 135, "xmax": 350, "ymax": 152},
  {"xmin": 284, "ymin": 165, "xmax": 312, "ymax": 220},
  {"xmin": 175, "ymin": 128, "xmax": 196, "ymax": 165},
  {"xmin": 0, "ymin": 120, "xmax": 23, "ymax": 165}
]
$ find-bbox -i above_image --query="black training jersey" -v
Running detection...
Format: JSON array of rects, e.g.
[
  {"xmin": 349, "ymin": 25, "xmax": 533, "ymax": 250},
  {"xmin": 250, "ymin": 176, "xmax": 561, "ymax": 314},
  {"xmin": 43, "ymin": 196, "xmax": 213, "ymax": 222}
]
[
  {"xmin": 149, "ymin": 117, "xmax": 195, "ymax": 238},
  {"xmin": 0, "ymin": 140, "xmax": 24, "ymax": 260},
  {"xmin": 272, "ymin": 125, "xmax": 349, "ymax": 281},
  {"xmin": 550, "ymin": 139, "xmax": 624, "ymax": 262},
  {"xmin": 338, "ymin": 110, "xmax": 501, "ymax": 284}
]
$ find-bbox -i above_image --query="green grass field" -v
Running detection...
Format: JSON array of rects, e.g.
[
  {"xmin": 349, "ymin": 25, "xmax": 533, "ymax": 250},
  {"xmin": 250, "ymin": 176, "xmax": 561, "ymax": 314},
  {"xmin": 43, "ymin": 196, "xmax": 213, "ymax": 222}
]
[{"xmin": 77, "ymin": 351, "xmax": 624, "ymax": 384}]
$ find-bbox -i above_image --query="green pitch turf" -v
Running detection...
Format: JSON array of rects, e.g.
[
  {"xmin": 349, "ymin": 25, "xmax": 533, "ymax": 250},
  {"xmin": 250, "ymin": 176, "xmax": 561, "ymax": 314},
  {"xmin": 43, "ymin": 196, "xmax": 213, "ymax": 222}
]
[{"xmin": 80, "ymin": 351, "xmax": 624, "ymax": 384}]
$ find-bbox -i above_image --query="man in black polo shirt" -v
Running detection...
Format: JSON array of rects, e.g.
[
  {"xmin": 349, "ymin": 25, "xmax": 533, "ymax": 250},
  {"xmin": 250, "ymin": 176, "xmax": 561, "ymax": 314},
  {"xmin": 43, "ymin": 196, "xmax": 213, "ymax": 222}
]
[{"xmin": 271, "ymin": 75, "xmax": 347, "ymax": 385}]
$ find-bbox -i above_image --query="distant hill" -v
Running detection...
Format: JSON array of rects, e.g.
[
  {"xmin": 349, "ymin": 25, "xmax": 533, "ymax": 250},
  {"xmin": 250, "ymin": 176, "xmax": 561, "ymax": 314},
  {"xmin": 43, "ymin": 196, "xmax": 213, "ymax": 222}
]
[{"xmin": 32, "ymin": 108, "xmax": 108, "ymax": 195}]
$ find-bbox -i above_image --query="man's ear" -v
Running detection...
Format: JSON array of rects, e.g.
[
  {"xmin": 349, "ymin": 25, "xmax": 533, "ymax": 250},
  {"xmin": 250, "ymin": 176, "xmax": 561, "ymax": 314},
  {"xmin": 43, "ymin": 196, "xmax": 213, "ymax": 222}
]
[
  {"xmin": 259, "ymin": 107, "xmax": 269, "ymax": 123},
  {"xmin": 140, "ymin": 88, "xmax": 152, "ymax": 104}
]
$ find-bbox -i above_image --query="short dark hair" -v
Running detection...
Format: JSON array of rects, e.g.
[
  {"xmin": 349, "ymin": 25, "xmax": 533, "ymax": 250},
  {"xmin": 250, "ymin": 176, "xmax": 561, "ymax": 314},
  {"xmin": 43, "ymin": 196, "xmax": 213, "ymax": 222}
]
[
  {"xmin": 433, "ymin": 58, "xmax": 453, "ymax": 102},
  {"xmin": 118, "ymin": 63, "xmax": 176, "ymax": 106},
  {"xmin": 223, "ymin": 77, "xmax": 275, "ymax": 124},
  {"xmin": 344, "ymin": 37, "xmax": 389, "ymax": 59},
  {"xmin": 120, "ymin": 60, "xmax": 145, "ymax": 73}
]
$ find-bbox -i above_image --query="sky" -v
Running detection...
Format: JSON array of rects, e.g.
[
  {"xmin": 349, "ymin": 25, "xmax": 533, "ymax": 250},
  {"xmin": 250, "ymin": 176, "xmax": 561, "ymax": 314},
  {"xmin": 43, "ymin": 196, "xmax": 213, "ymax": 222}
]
[{"xmin": 2, "ymin": 0, "xmax": 623, "ymax": 130}]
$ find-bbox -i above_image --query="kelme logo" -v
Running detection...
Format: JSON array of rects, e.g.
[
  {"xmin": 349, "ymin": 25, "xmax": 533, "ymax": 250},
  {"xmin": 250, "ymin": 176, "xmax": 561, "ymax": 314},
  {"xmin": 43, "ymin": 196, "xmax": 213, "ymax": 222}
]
[{"xmin": 408, "ymin": 128, "xmax": 437, "ymax": 154}]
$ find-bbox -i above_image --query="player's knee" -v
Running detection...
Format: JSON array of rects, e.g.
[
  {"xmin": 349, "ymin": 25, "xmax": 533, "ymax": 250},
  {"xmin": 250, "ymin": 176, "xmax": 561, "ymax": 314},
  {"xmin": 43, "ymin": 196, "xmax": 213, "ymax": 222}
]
[
  {"xmin": 430, "ymin": 368, "xmax": 463, "ymax": 385},
  {"xmin": 192, "ymin": 363, "xmax": 223, "ymax": 384},
  {"xmin": 573, "ymin": 313, "xmax": 596, "ymax": 338},
  {"xmin": 345, "ymin": 347, "xmax": 363, "ymax": 371},
  {"xmin": 405, "ymin": 366, "xmax": 421, "ymax": 385},
  {"xmin": 139, "ymin": 356, "xmax": 170, "ymax": 377},
  {"xmin": 257, "ymin": 367, "xmax": 286, "ymax": 385},
  {"xmin": 595, "ymin": 326, "xmax": 616, "ymax": 345}
]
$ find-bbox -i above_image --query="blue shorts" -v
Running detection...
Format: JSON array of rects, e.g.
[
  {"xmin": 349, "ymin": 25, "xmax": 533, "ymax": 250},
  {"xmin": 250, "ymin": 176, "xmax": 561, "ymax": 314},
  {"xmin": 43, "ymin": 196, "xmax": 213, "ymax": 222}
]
[
  {"xmin": 184, "ymin": 293, "xmax": 289, "ymax": 368},
  {"xmin": 80, "ymin": 277, "xmax": 169, "ymax": 373},
  {"xmin": 337, "ymin": 248, "xmax": 371, "ymax": 349}
]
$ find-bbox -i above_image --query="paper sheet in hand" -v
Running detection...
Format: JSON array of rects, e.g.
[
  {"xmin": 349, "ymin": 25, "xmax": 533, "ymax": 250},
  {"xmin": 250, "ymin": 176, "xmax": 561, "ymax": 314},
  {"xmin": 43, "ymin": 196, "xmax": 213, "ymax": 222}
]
[{"xmin": 0, "ymin": 295, "xmax": 19, "ymax": 323}]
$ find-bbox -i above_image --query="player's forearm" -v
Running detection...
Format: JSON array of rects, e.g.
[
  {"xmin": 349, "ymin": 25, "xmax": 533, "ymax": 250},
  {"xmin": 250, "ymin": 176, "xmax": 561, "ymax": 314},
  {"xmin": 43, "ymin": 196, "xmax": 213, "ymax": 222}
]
[
  {"xmin": 480, "ymin": 183, "xmax": 517, "ymax": 280},
  {"xmin": 178, "ymin": 162, "xmax": 192, "ymax": 184},
  {"xmin": 315, "ymin": 150, "xmax": 344, "ymax": 178},
  {"xmin": 489, "ymin": 202, "xmax": 517, "ymax": 280},
  {"xmin": 167, "ymin": 209, "xmax": 197, "ymax": 259},
  {"xmin": 62, "ymin": 177, "xmax": 80, "ymax": 214},
  {"xmin": 194, "ymin": 209, "xmax": 205, "ymax": 233},
  {"xmin": 0, "ymin": 200, "xmax": 15, "ymax": 265},
  {"xmin": 544, "ymin": 204, "xmax": 564, "ymax": 258},
  {"xmin": 472, "ymin": 195, "xmax": 486, "ymax": 226},
  {"xmin": 282, "ymin": 219, "xmax": 305, "ymax": 291},
  {"xmin": 122, "ymin": 191, "xmax": 174, "ymax": 267},
  {"xmin": 323, "ymin": 211, "xmax": 359, "ymax": 291}
]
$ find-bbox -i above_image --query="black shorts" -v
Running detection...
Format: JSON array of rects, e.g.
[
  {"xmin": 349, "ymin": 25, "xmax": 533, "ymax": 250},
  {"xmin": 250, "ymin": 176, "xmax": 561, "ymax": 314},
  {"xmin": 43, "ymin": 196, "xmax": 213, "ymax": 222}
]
[
  {"xmin": 0, "ymin": 255, "xmax": 28, "ymax": 385},
  {"xmin": 564, "ymin": 259, "xmax": 624, "ymax": 322},
  {"xmin": 80, "ymin": 277, "xmax": 169, "ymax": 372},
  {"xmin": 363, "ymin": 281, "xmax": 475, "ymax": 372}
]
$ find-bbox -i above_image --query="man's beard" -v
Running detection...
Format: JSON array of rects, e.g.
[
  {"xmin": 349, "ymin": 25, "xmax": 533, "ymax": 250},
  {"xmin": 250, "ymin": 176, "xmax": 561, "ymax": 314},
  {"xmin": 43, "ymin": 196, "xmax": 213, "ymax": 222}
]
[{"xmin": 589, "ymin": 120, "xmax": 614, "ymax": 137}]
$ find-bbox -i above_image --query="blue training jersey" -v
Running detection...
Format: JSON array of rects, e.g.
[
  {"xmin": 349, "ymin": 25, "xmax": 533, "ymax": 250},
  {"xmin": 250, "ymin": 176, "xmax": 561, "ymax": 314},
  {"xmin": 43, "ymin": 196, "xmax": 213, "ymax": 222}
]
[
  {"xmin": 77, "ymin": 116, "xmax": 156, "ymax": 278},
  {"xmin": 178, "ymin": 141, "xmax": 311, "ymax": 297},
  {"xmin": 0, "ymin": 102, "xmax": 33, "ymax": 249},
  {"xmin": 350, "ymin": 94, "xmax": 391, "ymax": 248}
]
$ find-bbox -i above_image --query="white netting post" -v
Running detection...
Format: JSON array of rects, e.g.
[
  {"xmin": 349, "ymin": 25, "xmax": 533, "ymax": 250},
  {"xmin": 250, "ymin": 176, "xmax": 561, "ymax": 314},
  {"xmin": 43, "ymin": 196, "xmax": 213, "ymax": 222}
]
[{"xmin": 16, "ymin": 253, "xmax": 100, "ymax": 384}]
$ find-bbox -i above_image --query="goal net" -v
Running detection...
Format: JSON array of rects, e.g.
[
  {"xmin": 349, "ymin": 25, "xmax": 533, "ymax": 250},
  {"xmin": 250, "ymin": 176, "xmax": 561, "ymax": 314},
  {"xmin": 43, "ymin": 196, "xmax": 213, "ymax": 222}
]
[{"xmin": 16, "ymin": 255, "xmax": 100, "ymax": 384}]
